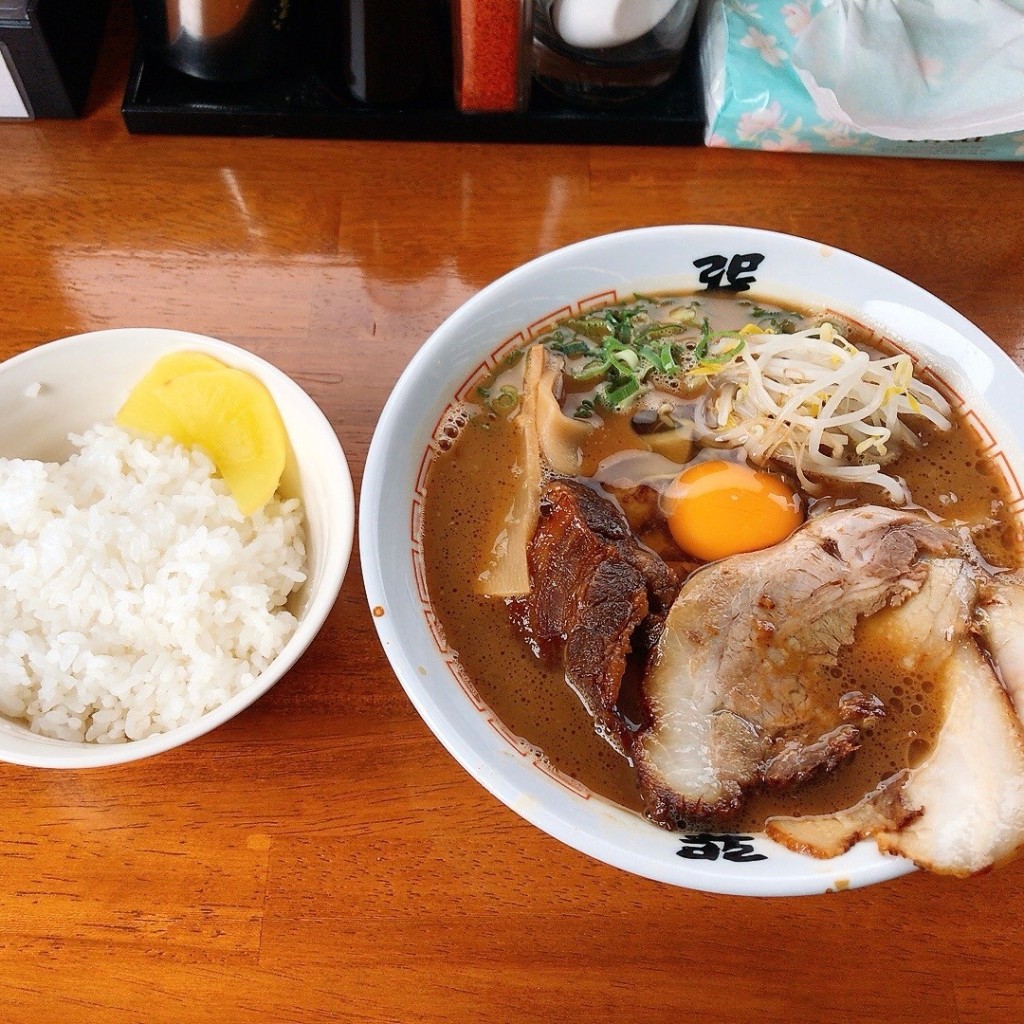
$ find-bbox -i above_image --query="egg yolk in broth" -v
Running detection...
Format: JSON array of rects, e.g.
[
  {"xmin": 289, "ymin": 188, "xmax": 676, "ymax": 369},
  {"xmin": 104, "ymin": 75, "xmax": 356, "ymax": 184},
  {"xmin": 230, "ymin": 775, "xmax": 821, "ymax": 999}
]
[{"xmin": 664, "ymin": 460, "xmax": 803, "ymax": 561}]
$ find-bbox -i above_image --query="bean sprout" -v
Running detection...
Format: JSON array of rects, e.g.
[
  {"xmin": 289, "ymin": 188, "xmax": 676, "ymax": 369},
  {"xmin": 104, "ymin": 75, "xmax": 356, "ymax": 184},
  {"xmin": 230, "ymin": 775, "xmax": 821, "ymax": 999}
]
[{"xmin": 691, "ymin": 323, "xmax": 953, "ymax": 503}]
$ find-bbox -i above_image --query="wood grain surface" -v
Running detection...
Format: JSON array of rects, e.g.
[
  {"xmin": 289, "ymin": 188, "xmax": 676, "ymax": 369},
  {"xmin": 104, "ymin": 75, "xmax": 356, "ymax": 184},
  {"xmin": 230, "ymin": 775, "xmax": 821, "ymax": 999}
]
[{"xmin": 2, "ymin": 11, "xmax": 1024, "ymax": 1024}]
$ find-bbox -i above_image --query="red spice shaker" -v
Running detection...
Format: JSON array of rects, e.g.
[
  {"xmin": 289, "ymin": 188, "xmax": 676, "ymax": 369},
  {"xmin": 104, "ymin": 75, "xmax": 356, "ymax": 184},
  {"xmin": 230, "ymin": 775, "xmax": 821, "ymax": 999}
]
[{"xmin": 452, "ymin": 0, "xmax": 533, "ymax": 112}]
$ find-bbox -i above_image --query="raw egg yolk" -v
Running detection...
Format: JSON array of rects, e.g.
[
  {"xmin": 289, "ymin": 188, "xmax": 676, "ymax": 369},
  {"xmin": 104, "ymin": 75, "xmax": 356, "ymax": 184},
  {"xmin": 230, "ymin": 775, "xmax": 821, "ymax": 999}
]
[{"xmin": 665, "ymin": 461, "xmax": 803, "ymax": 562}]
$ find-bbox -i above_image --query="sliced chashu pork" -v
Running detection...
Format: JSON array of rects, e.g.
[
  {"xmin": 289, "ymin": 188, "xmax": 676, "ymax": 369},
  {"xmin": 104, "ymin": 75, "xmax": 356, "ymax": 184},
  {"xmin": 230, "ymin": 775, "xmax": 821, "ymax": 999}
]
[
  {"xmin": 767, "ymin": 559, "xmax": 1024, "ymax": 875},
  {"xmin": 632, "ymin": 506, "xmax": 959, "ymax": 823},
  {"xmin": 978, "ymin": 569, "xmax": 1024, "ymax": 720}
]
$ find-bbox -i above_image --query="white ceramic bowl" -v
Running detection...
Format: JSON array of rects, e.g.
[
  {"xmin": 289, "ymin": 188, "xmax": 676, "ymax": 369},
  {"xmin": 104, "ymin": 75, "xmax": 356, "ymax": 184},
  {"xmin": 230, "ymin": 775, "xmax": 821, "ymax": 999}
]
[
  {"xmin": 0, "ymin": 328, "xmax": 353, "ymax": 768},
  {"xmin": 361, "ymin": 225, "xmax": 1024, "ymax": 896}
]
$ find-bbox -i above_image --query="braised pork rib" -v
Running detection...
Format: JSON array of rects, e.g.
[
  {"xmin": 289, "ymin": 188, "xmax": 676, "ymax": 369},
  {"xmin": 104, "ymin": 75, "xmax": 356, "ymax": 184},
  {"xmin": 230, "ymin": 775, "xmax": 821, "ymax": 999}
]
[{"xmin": 522, "ymin": 478, "xmax": 678, "ymax": 740}]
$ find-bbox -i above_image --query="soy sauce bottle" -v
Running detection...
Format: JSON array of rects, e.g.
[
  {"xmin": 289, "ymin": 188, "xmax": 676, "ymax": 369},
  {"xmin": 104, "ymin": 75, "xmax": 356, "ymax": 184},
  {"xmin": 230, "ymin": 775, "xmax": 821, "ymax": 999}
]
[{"xmin": 342, "ymin": 0, "xmax": 451, "ymax": 105}]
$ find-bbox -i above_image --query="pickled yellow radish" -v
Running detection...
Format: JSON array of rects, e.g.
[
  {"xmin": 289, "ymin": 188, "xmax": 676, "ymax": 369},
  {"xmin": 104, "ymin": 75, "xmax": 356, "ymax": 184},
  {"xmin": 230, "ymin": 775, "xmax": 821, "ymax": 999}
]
[
  {"xmin": 115, "ymin": 350, "xmax": 226, "ymax": 444},
  {"xmin": 116, "ymin": 351, "xmax": 287, "ymax": 515},
  {"xmin": 155, "ymin": 368, "xmax": 287, "ymax": 515}
]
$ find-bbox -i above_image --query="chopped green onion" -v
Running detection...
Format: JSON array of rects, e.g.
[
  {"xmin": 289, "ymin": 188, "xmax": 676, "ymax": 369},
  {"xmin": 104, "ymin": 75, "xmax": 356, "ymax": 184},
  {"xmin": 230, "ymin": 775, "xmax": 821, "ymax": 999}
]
[
  {"xmin": 639, "ymin": 343, "xmax": 676, "ymax": 375},
  {"xmin": 694, "ymin": 318, "xmax": 714, "ymax": 362},
  {"xmin": 571, "ymin": 357, "xmax": 612, "ymax": 382},
  {"xmin": 565, "ymin": 317, "xmax": 612, "ymax": 342},
  {"xmin": 616, "ymin": 348, "xmax": 640, "ymax": 371},
  {"xmin": 701, "ymin": 339, "xmax": 746, "ymax": 365},
  {"xmin": 546, "ymin": 335, "xmax": 591, "ymax": 357},
  {"xmin": 639, "ymin": 322, "xmax": 688, "ymax": 340},
  {"xmin": 749, "ymin": 304, "xmax": 801, "ymax": 332},
  {"xmin": 527, "ymin": 299, "xmax": 766, "ymax": 416},
  {"xmin": 692, "ymin": 319, "xmax": 746, "ymax": 368},
  {"xmin": 489, "ymin": 385, "xmax": 519, "ymax": 413},
  {"xmin": 603, "ymin": 378, "xmax": 641, "ymax": 409}
]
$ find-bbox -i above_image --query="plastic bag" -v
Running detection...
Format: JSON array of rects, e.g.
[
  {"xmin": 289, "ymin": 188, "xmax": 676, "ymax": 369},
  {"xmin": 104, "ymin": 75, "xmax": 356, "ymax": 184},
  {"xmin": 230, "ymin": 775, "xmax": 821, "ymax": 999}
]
[
  {"xmin": 792, "ymin": 0, "xmax": 1024, "ymax": 141},
  {"xmin": 700, "ymin": 0, "xmax": 1024, "ymax": 160}
]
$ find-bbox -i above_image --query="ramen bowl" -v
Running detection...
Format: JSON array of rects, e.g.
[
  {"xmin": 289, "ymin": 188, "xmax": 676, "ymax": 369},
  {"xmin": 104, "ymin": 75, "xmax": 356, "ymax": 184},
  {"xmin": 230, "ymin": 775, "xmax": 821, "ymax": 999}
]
[
  {"xmin": 0, "ymin": 328, "xmax": 354, "ymax": 768},
  {"xmin": 361, "ymin": 225, "xmax": 1024, "ymax": 896}
]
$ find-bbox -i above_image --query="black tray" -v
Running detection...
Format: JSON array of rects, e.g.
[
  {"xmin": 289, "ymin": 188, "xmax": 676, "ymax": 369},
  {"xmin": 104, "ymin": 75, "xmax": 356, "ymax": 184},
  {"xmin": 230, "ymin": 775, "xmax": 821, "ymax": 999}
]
[{"xmin": 120, "ymin": 35, "xmax": 705, "ymax": 145}]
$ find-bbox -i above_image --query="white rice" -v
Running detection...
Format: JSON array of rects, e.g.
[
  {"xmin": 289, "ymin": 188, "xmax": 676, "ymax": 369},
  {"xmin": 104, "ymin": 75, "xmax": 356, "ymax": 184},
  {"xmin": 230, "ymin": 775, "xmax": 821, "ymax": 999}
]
[{"xmin": 0, "ymin": 423, "xmax": 306, "ymax": 743}]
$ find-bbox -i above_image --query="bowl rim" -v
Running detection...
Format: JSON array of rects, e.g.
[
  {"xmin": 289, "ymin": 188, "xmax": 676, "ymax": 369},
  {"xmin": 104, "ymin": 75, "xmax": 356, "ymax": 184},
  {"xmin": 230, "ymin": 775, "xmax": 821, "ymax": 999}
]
[
  {"xmin": 0, "ymin": 327, "xmax": 354, "ymax": 768},
  {"xmin": 360, "ymin": 224, "xmax": 1024, "ymax": 895}
]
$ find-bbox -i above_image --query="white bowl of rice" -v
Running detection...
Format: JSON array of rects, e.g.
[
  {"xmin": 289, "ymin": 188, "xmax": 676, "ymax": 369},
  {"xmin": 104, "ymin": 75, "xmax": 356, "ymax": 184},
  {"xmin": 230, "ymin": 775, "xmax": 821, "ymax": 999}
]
[{"xmin": 0, "ymin": 327, "xmax": 353, "ymax": 767}]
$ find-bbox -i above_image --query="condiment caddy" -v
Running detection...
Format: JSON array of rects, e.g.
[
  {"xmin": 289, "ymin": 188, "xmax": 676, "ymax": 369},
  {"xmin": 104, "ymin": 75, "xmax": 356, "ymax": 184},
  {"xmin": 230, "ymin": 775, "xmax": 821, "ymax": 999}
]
[{"xmin": 121, "ymin": 0, "xmax": 704, "ymax": 144}]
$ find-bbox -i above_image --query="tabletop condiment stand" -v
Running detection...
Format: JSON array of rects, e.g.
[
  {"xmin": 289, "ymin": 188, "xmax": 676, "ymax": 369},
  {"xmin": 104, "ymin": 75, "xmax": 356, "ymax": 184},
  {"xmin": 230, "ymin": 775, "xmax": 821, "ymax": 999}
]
[{"xmin": 119, "ymin": 0, "xmax": 705, "ymax": 145}]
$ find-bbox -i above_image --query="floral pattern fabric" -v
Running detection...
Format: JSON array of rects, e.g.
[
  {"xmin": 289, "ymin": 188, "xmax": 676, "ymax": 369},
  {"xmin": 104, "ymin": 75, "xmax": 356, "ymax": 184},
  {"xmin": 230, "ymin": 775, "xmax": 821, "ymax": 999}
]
[{"xmin": 704, "ymin": 0, "xmax": 1024, "ymax": 161}]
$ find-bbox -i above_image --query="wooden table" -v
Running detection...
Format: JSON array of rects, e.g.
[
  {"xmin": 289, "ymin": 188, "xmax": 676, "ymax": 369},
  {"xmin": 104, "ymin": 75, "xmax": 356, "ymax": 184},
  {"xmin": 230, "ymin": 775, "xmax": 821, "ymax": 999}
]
[{"xmin": 2, "ymin": 14, "xmax": 1024, "ymax": 1024}]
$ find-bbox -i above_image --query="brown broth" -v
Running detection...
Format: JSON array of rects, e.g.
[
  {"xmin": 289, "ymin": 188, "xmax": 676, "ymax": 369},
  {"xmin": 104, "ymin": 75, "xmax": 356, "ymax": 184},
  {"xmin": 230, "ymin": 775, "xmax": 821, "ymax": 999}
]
[
  {"xmin": 421, "ymin": 413, "xmax": 643, "ymax": 809},
  {"xmin": 420, "ymin": 293, "xmax": 1023, "ymax": 830}
]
